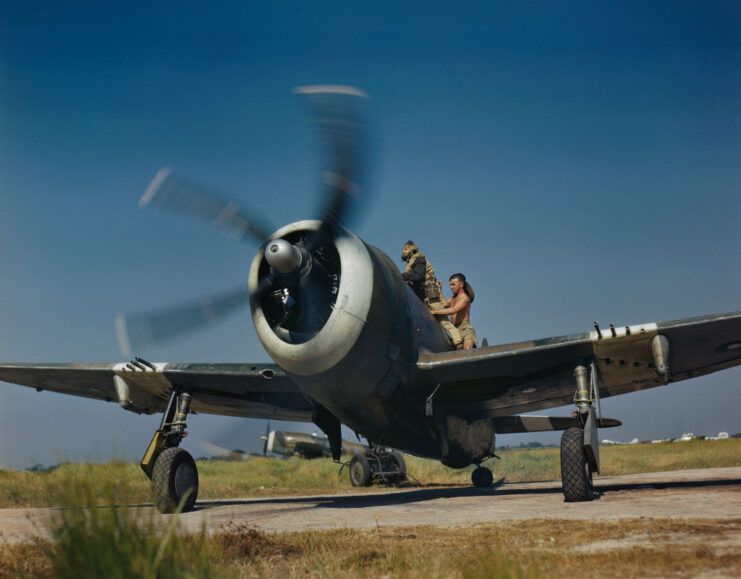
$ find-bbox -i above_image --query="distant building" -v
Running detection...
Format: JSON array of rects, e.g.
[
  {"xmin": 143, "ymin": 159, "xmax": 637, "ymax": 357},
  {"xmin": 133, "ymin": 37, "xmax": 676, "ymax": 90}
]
[
  {"xmin": 675, "ymin": 433, "xmax": 696, "ymax": 442},
  {"xmin": 707, "ymin": 432, "xmax": 729, "ymax": 440}
]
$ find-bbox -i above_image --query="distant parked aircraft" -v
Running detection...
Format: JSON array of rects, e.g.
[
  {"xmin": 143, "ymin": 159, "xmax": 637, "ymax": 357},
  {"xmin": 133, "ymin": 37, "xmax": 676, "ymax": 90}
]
[{"xmin": 262, "ymin": 430, "xmax": 366, "ymax": 459}]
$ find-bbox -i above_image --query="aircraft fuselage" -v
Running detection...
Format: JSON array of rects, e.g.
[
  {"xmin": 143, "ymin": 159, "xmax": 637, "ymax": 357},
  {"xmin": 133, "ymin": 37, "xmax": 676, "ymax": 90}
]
[{"xmin": 249, "ymin": 221, "xmax": 495, "ymax": 468}]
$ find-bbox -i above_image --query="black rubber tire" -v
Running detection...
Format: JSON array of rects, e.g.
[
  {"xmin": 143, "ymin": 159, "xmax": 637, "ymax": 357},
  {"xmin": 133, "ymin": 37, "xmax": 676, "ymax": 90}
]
[
  {"xmin": 349, "ymin": 454, "xmax": 371, "ymax": 487},
  {"xmin": 560, "ymin": 427, "xmax": 595, "ymax": 502},
  {"xmin": 152, "ymin": 447, "xmax": 199, "ymax": 513},
  {"xmin": 389, "ymin": 451, "xmax": 407, "ymax": 483},
  {"xmin": 471, "ymin": 466, "xmax": 493, "ymax": 488}
]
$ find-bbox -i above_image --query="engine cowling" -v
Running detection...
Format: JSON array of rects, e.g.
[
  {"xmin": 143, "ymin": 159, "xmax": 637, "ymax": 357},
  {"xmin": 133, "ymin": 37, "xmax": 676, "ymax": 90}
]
[{"xmin": 249, "ymin": 220, "xmax": 449, "ymax": 438}]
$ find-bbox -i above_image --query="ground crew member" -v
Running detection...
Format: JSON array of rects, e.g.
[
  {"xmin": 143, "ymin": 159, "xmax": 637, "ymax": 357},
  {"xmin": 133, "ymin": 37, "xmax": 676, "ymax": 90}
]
[
  {"xmin": 400, "ymin": 241, "xmax": 428, "ymax": 301},
  {"xmin": 433, "ymin": 273, "xmax": 477, "ymax": 350},
  {"xmin": 400, "ymin": 241, "xmax": 463, "ymax": 349}
]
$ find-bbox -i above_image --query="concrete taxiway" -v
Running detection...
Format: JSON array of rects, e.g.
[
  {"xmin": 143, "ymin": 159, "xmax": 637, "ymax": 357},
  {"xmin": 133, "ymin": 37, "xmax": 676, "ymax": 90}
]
[{"xmin": 1, "ymin": 467, "xmax": 739, "ymax": 543}]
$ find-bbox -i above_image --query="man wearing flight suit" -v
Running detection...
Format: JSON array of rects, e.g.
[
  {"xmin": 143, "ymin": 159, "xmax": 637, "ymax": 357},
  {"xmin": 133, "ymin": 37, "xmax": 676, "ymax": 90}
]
[{"xmin": 400, "ymin": 241, "xmax": 463, "ymax": 349}]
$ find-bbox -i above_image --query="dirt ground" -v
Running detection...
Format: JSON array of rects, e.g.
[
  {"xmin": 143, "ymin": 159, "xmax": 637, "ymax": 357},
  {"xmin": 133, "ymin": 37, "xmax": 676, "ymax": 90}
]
[{"xmin": 1, "ymin": 467, "xmax": 739, "ymax": 546}]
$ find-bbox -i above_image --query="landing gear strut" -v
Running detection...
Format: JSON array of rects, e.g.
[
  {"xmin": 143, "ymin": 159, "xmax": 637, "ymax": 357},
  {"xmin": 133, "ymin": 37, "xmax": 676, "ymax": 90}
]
[
  {"xmin": 560, "ymin": 363, "xmax": 599, "ymax": 502},
  {"xmin": 347, "ymin": 448, "xmax": 407, "ymax": 486},
  {"xmin": 141, "ymin": 389, "xmax": 199, "ymax": 513}
]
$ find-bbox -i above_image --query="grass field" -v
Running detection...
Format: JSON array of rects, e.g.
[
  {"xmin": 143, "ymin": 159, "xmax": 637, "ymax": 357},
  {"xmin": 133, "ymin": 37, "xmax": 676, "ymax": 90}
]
[
  {"xmin": 0, "ymin": 438, "xmax": 739, "ymax": 577},
  {"xmin": 0, "ymin": 438, "xmax": 739, "ymax": 509},
  {"xmin": 1, "ymin": 510, "xmax": 739, "ymax": 577}
]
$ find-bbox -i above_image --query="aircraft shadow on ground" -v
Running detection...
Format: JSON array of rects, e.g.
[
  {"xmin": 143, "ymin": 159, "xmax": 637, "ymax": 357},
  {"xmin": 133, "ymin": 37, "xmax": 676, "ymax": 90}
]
[{"xmin": 190, "ymin": 476, "xmax": 741, "ymax": 513}]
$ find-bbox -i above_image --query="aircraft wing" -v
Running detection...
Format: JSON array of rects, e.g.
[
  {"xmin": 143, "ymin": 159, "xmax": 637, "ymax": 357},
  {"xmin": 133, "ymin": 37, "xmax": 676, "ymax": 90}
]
[
  {"xmin": 416, "ymin": 311, "xmax": 741, "ymax": 421},
  {"xmin": 0, "ymin": 362, "xmax": 313, "ymax": 422}
]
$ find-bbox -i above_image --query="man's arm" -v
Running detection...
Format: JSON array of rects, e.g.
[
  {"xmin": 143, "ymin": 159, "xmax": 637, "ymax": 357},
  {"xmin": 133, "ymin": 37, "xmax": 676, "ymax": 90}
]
[
  {"xmin": 432, "ymin": 293, "xmax": 470, "ymax": 316},
  {"xmin": 437, "ymin": 280, "xmax": 453, "ymax": 307}
]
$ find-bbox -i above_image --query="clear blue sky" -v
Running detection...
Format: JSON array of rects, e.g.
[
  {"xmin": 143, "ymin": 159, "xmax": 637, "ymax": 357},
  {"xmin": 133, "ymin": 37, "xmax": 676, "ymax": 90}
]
[{"xmin": 1, "ymin": 2, "xmax": 740, "ymax": 469}]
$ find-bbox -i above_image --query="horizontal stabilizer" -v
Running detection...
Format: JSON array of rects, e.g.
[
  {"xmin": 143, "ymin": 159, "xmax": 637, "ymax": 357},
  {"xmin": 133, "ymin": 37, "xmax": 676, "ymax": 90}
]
[{"xmin": 494, "ymin": 415, "xmax": 621, "ymax": 434}]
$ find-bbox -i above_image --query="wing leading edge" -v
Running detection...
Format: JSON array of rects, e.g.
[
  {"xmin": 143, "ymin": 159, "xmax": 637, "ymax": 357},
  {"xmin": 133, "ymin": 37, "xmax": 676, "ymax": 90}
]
[
  {"xmin": 0, "ymin": 362, "xmax": 313, "ymax": 422},
  {"xmin": 416, "ymin": 310, "xmax": 741, "ymax": 421}
]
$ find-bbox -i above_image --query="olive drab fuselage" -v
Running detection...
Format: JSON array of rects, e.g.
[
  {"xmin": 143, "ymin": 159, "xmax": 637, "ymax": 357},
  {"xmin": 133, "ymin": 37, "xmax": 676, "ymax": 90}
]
[{"xmin": 250, "ymin": 222, "xmax": 495, "ymax": 468}]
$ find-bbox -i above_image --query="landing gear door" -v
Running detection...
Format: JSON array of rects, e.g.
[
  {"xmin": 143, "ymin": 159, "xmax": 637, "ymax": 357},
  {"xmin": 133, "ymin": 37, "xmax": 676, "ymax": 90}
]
[{"xmin": 584, "ymin": 406, "xmax": 600, "ymax": 474}]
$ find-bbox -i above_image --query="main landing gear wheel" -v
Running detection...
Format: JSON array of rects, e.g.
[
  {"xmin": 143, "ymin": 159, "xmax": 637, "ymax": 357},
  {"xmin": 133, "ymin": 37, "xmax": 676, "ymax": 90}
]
[
  {"xmin": 349, "ymin": 454, "xmax": 371, "ymax": 487},
  {"xmin": 471, "ymin": 466, "xmax": 493, "ymax": 488},
  {"xmin": 152, "ymin": 447, "xmax": 199, "ymax": 513},
  {"xmin": 560, "ymin": 427, "xmax": 595, "ymax": 502}
]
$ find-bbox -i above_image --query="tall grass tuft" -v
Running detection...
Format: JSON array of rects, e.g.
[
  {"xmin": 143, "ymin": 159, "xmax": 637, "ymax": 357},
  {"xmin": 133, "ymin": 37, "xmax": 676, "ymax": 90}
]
[
  {"xmin": 44, "ymin": 479, "xmax": 218, "ymax": 579},
  {"xmin": 0, "ymin": 461, "xmax": 151, "ymax": 508}
]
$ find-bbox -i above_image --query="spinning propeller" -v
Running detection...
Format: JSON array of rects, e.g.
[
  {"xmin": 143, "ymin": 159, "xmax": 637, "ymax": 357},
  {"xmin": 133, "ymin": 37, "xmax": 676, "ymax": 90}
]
[{"xmin": 116, "ymin": 86, "xmax": 369, "ymax": 357}]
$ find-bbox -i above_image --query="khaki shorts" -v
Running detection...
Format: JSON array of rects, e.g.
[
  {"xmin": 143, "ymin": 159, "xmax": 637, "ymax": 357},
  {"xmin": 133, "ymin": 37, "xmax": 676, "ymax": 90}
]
[
  {"xmin": 439, "ymin": 319, "xmax": 463, "ymax": 348},
  {"xmin": 428, "ymin": 301, "xmax": 463, "ymax": 348},
  {"xmin": 455, "ymin": 321, "xmax": 478, "ymax": 348}
]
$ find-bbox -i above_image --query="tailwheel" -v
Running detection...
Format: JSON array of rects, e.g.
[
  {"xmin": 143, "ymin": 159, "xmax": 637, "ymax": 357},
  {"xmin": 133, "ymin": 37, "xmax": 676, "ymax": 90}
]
[
  {"xmin": 349, "ymin": 454, "xmax": 372, "ymax": 487},
  {"xmin": 471, "ymin": 466, "xmax": 493, "ymax": 488},
  {"xmin": 152, "ymin": 447, "xmax": 199, "ymax": 513},
  {"xmin": 560, "ymin": 427, "xmax": 595, "ymax": 502}
]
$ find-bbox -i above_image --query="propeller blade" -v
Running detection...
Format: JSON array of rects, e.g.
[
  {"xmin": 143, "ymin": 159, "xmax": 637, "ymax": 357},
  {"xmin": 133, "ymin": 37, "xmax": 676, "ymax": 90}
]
[
  {"xmin": 293, "ymin": 85, "xmax": 369, "ymax": 239},
  {"xmin": 140, "ymin": 167, "xmax": 273, "ymax": 243},
  {"xmin": 115, "ymin": 285, "xmax": 250, "ymax": 357},
  {"xmin": 120, "ymin": 88, "xmax": 371, "ymax": 353}
]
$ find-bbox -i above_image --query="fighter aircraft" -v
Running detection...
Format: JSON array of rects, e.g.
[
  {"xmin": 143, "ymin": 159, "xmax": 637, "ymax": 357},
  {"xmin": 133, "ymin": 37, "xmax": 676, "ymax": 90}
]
[
  {"xmin": 261, "ymin": 429, "xmax": 368, "ymax": 460},
  {"xmin": 2, "ymin": 86, "xmax": 741, "ymax": 513}
]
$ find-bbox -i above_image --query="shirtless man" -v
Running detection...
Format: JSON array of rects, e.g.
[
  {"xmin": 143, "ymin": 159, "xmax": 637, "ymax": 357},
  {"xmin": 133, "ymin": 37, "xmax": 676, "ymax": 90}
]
[{"xmin": 433, "ymin": 273, "xmax": 477, "ymax": 350}]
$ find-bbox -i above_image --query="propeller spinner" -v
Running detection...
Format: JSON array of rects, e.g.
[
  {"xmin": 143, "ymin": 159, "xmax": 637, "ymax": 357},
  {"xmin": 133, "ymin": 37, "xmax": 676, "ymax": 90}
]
[{"xmin": 264, "ymin": 239, "xmax": 302, "ymax": 274}]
